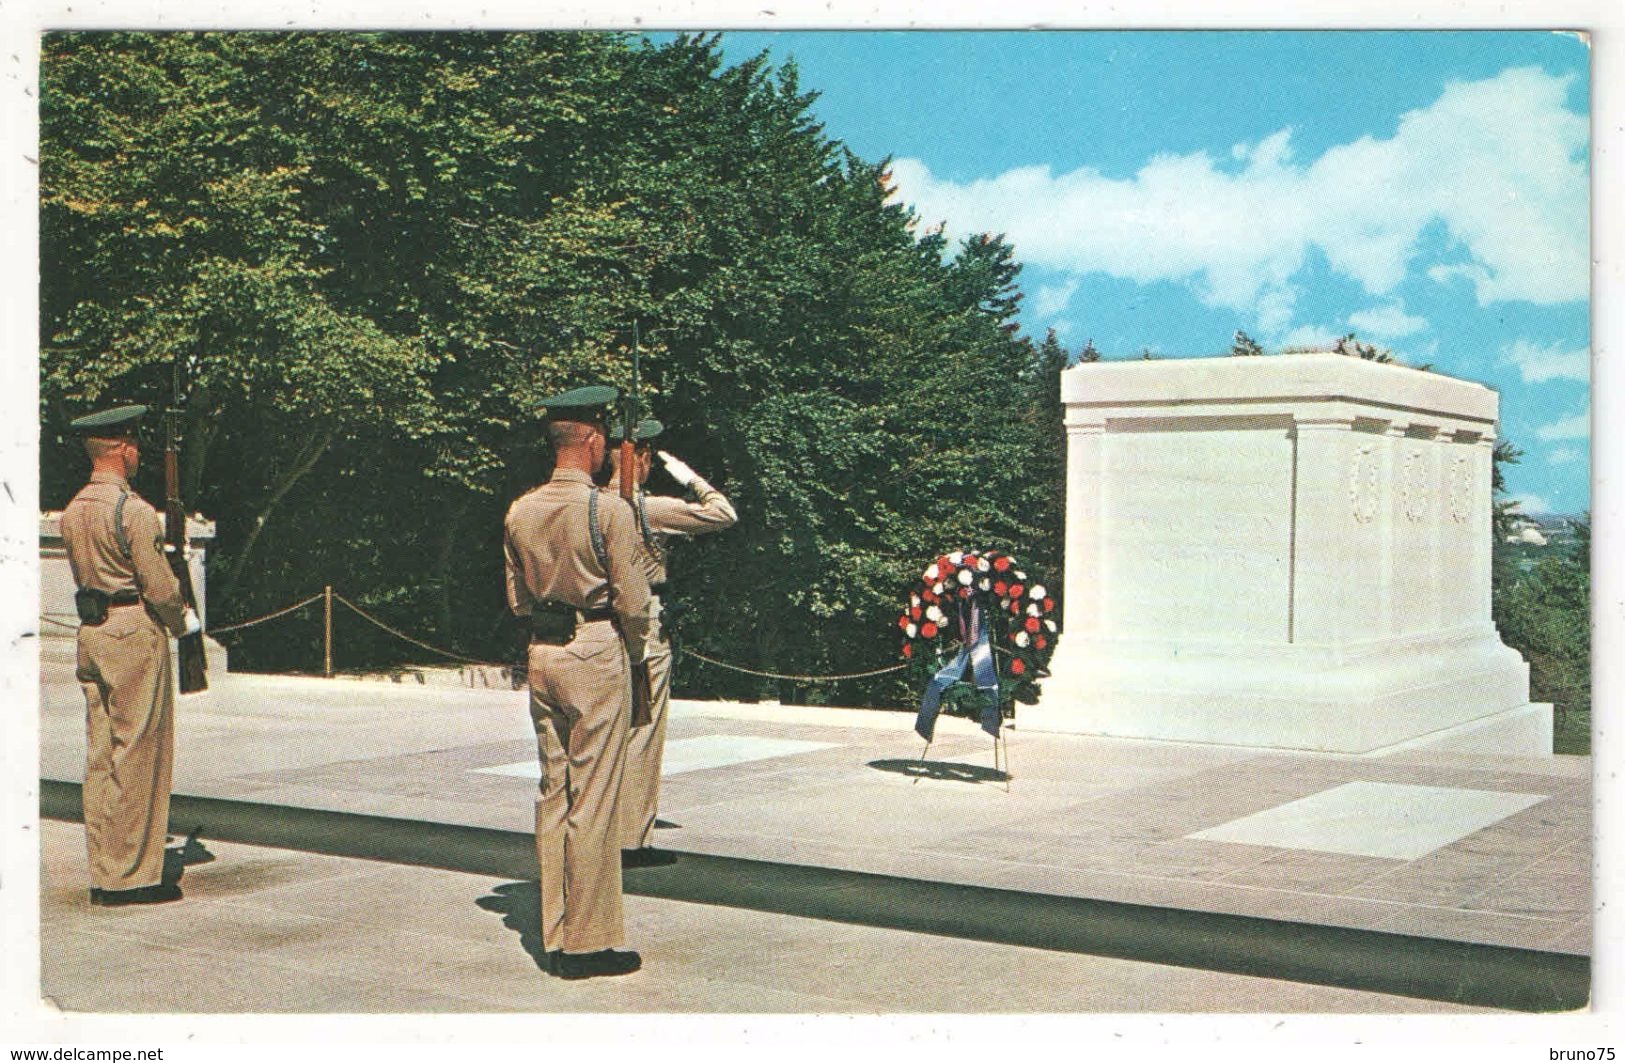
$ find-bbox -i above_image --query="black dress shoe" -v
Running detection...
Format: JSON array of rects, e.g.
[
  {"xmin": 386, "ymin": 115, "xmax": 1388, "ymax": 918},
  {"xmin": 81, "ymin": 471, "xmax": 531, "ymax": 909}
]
[
  {"xmin": 556, "ymin": 949, "xmax": 641, "ymax": 980},
  {"xmin": 92, "ymin": 883, "xmax": 183, "ymax": 907},
  {"xmin": 620, "ymin": 847, "xmax": 678, "ymax": 868}
]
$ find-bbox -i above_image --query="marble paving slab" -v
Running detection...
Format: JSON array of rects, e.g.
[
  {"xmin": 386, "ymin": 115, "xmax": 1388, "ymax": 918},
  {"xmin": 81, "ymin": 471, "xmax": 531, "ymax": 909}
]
[
  {"xmin": 1187, "ymin": 781, "xmax": 1548, "ymax": 860},
  {"xmin": 472, "ymin": 734, "xmax": 840, "ymax": 780}
]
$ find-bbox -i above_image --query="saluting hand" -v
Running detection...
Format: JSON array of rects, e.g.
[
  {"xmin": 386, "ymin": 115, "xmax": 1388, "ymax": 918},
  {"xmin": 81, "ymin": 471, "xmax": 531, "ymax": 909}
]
[{"xmin": 657, "ymin": 450, "xmax": 699, "ymax": 488}]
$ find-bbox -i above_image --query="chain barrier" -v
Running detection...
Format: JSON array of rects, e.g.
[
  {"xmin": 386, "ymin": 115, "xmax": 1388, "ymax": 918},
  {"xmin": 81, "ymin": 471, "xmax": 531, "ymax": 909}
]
[
  {"xmin": 208, "ymin": 593, "xmax": 326, "ymax": 634},
  {"xmin": 49, "ymin": 585, "xmax": 910, "ymax": 686},
  {"xmin": 331, "ymin": 592, "xmax": 503, "ymax": 668},
  {"xmin": 680, "ymin": 646, "xmax": 908, "ymax": 683}
]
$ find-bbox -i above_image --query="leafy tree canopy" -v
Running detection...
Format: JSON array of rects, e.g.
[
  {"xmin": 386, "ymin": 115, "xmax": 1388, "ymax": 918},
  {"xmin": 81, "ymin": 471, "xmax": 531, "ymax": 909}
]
[{"xmin": 41, "ymin": 31, "xmax": 1065, "ymax": 705}]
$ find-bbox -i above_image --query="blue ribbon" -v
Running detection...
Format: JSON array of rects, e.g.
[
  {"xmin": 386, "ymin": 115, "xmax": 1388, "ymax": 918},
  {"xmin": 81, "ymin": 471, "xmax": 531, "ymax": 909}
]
[{"xmin": 915, "ymin": 600, "xmax": 1003, "ymax": 742}]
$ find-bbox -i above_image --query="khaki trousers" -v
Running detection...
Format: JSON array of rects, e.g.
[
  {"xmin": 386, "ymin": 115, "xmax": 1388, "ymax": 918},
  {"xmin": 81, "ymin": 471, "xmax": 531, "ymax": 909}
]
[
  {"xmin": 76, "ymin": 606, "xmax": 174, "ymax": 892},
  {"xmin": 618, "ymin": 645, "xmax": 672, "ymax": 849},
  {"xmin": 528, "ymin": 619, "xmax": 631, "ymax": 955}
]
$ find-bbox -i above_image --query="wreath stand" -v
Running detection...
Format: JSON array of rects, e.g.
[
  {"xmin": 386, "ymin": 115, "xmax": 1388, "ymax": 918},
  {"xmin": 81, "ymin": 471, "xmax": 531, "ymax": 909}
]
[
  {"xmin": 913, "ymin": 682, "xmax": 1013, "ymax": 792},
  {"xmin": 897, "ymin": 548, "xmax": 1054, "ymax": 793}
]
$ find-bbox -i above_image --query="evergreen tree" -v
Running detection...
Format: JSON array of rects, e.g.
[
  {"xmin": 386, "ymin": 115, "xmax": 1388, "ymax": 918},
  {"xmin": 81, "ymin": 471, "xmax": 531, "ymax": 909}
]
[{"xmin": 1230, "ymin": 330, "xmax": 1264, "ymax": 356}]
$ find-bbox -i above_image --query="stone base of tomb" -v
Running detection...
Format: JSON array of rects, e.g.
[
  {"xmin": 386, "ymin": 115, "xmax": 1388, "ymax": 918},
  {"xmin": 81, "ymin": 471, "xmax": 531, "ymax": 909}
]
[{"xmin": 1024, "ymin": 623, "xmax": 1549, "ymax": 755}]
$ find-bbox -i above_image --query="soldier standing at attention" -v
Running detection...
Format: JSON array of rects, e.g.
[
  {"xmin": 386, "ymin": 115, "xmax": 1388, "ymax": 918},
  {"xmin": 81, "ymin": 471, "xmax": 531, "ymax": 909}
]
[
  {"xmin": 60, "ymin": 405, "xmax": 200, "ymax": 907},
  {"xmin": 606, "ymin": 418, "xmax": 736, "ymax": 866},
  {"xmin": 504, "ymin": 386, "xmax": 652, "ymax": 980}
]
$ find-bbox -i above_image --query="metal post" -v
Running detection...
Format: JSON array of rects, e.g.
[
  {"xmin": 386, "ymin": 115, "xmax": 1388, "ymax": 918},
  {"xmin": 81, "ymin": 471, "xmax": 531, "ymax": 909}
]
[{"xmin": 323, "ymin": 585, "xmax": 333, "ymax": 678}]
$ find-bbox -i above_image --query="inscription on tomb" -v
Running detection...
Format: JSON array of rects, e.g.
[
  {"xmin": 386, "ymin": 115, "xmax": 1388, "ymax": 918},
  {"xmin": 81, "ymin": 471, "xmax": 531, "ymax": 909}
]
[
  {"xmin": 1448, "ymin": 454, "xmax": 1474, "ymax": 524},
  {"xmin": 1401, "ymin": 448, "xmax": 1430, "ymax": 524},
  {"xmin": 1348, "ymin": 444, "xmax": 1379, "ymax": 524}
]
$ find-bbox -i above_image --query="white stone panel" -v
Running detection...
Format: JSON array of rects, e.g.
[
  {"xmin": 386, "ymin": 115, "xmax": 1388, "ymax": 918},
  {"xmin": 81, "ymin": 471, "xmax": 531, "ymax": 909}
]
[
  {"xmin": 1103, "ymin": 416, "xmax": 1293, "ymax": 643},
  {"xmin": 1188, "ymin": 781, "xmax": 1547, "ymax": 860}
]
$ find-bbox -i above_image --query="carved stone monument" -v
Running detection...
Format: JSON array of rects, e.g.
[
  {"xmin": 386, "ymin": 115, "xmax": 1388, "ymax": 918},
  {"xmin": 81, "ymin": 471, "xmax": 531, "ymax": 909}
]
[{"xmin": 1025, "ymin": 353, "xmax": 1549, "ymax": 755}]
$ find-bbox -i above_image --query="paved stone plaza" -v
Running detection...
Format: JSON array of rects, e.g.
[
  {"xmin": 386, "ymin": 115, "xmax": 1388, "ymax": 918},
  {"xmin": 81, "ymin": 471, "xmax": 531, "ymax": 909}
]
[
  {"xmin": 41, "ymin": 820, "xmax": 1503, "ymax": 1014},
  {"xmin": 36, "ymin": 663, "xmax": 1591, "ymax": 1013}
]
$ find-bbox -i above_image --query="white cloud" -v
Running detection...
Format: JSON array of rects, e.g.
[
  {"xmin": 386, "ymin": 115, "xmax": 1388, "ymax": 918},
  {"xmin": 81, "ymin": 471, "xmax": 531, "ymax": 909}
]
[
  {"xmin": 1278, "ymin": 324, "xmax": 1339, "ymax": 350},
  {"xmin": 1547, "ymin": 446, "xmax": 1585, "ymax": 465},
  {"xmin": 1255, "ymin": 287, "xmax": 1299, "ymax": 338},
  {"xmin": 1502, "ymin": 339, "xmax": 1590, "ymax": 384},
  {"xmin": 1536, "ymin": 409, "xmax": 1590, "ymax": 441},
  {"xmin": 1509, "ymin": 492, "xmax": 1554, "ymax": 515},
  {"xmin": 1032, "ymin": 278, "xmax": 1079, "ymax": 318},
  {"xmin": 888, "ymin": 67, "xmax": 1587, "ymax": 335},
  {"xmin": 1346, "ymin": 302, "xmax": 1427, "ymax": 339}
]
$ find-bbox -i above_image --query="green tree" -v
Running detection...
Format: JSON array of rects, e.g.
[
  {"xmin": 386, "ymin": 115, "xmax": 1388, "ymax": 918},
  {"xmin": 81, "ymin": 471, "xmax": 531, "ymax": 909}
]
[
  {"xmin": 1332, "ymin": 332, "xmax": 1394, "ymax": 363},
  {"xmin": 1494, "ymin": 516, "xmax": 1590, "ymax": 753},
  {"xmin": 1491, "ymin": 439, "xmax": 1525, "ymax": 544},
  {"xmin": 40, "ymin": 32, "xmax": 1071, "ymax": 700},
  {"xmin": 40, "ymin": 33, "xmax": 440, "ymax": 606},
  {"xmin": 1230, "ymin": 329, "xmax": 1264, "ymax": 356}
]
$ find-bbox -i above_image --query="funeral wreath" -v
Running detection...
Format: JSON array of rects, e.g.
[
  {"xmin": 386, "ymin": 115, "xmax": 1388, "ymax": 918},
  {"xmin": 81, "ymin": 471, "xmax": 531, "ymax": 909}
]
[{"xmin": 895, "ymin": 549, "xmax": 1060, "ymax": 740}]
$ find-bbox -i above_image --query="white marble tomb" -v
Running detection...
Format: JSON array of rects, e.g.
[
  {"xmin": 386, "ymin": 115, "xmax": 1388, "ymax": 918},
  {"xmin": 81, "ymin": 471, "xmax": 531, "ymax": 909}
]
[{"xmin": 1024, "ymin": 353, "xmax": 1549, "ymax": 755}]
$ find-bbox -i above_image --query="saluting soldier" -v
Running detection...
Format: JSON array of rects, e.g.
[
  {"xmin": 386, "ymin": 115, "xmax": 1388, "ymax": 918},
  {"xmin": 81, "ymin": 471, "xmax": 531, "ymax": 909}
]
[
  {"xmin": 606, "ymin": 418, "xmax": 737, "ymax": 865},
  {"xmin": 503, "ymin": 386, "xmax": 652, "ymax": 980},
  {"xmin": 59, "ymin": 405, "xmax": 200, "ymax": 906}
]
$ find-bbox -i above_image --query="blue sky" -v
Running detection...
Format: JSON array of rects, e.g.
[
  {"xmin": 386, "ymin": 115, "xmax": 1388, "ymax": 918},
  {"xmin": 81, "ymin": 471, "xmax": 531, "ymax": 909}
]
[{"xmin": 712, "ymin": 31, "xmax": 1592, "ymax": 517}]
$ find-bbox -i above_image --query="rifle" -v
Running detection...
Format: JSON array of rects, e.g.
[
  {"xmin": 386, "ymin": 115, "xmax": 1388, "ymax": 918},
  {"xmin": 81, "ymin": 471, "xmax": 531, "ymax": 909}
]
[
  {"xmin": 619, "ymin": 321, "xmax": 641, "ymax": 505},
  {"xmin": 166, "ymin": 358, "xmax": 208, "ymax": 694},
  {"xmin": 619, "ymin": 322, "xmax": 652, "ymax": 726}
]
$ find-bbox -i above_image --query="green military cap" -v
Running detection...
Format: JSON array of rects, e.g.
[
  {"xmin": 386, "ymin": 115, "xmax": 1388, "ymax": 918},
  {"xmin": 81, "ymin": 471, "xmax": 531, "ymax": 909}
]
[
  {"xmin": 69, "ymin": 404, "xmax": 148, "ymax": 437},
  {"xmin": 537, "ymin": 384, "xmax": 618, "ymax": 423},
  {"xmin": 608, "ymin": 417, "xmax": 664, "ymax": 444}
]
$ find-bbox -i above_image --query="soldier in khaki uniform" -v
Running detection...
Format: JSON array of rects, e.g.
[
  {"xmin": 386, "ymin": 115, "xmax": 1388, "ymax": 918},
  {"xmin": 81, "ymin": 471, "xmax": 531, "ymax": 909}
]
[
  {"xmin": 59, "ymin": 405, "xmax": 200, "ymax": 906},
  {"xmin": 606, "ymin": 419, "xmax": 736, "ymax": 865},
  {"xmin": 503, "ymin": 385, "xmax": 652, "ymax": 980}
]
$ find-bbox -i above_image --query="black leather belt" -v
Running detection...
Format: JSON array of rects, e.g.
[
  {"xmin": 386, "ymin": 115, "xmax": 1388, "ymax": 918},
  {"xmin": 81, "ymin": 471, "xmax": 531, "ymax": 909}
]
[
  {"xmin": 75, "ymin": 587, "xmax": 142, "ymax": 626},
  {"xmin": 530, "ymin": 601, "xmax": 616, "ymax": 645}
]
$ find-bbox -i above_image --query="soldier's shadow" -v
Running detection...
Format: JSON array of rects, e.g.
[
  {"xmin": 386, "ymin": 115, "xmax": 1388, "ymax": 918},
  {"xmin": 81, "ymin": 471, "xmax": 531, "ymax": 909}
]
[
  {"xmin": 162, "ymin": 831, "xmax": 216, "ymax": 887},
  {"xmin": 476, "ymin": 881, "xmax": 550, "ymax": 971},
  {"xmin": 868, "ymin": 758, "xmax": 1008, "ymax": 785}
]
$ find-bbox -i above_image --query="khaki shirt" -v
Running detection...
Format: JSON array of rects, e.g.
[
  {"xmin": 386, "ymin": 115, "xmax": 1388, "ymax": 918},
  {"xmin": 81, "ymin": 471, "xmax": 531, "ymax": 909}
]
[
  {"xmin": 504, "ymin": 468, "xmax": 653, "ymax": 664},
  {"xmin": 634, "ymin": 474, "xmax": 738, "ymax": 586},
  {"xmin": 59, "ymin": 471, "xmax": 187, "ymax": 636}
]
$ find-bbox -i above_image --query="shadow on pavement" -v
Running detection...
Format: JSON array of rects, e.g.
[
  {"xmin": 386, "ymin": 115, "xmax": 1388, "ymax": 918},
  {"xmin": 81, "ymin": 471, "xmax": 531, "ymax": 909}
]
[
  {"xmin": 868, "ymin": 758, "xmax": 1008, "ymax": 785},
  {"xmin": 475, "ymin": 881, "xmax": 551, "ymax": 972},
  {"xmin": 162, "ymin": 829, "xmax": 217, "ymax": 886},
  {"xmin": 40, "ymin": 780, "xmax": 1590, "ymax": 1012}
]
